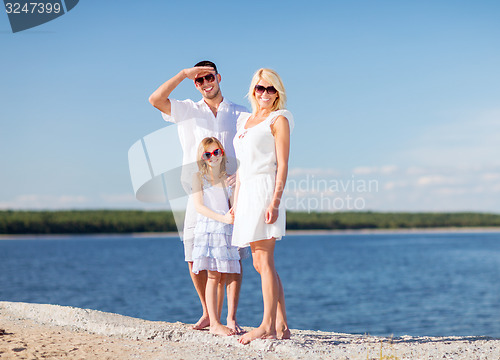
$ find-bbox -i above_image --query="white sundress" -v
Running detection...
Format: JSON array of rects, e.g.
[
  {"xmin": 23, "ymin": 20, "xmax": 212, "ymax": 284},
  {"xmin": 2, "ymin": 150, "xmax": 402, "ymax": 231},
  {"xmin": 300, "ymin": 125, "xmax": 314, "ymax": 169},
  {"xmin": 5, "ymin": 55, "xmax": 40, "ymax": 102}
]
[
  {"xmin": 191, "ymin": 175, "xmax": 241, "ymax": 274},
  {"xmin": 232, "ymin": 109, "xmax": 294, "ymax": 248}
]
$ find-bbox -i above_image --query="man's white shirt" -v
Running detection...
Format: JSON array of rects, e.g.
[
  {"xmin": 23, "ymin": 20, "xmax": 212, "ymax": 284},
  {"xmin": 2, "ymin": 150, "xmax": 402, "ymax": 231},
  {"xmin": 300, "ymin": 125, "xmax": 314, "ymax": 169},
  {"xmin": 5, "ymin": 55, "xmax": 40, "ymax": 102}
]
[
  {"xmin": 162, "ymin": 98, "xmax": 248, "ymax": 245},
  {"xmin": 162, "ymin": 98, "xmax": 248, "ymax": 179}
]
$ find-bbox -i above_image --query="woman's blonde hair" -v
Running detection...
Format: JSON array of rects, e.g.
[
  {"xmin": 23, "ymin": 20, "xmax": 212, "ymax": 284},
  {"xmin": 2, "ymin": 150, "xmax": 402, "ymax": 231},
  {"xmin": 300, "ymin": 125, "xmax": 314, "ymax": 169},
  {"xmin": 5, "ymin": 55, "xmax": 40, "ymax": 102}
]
[
  {"xmin": 197, "ymin": 137, "xmax": 227, "ymax": 177},
  {"xmin": 248, "ymin": 68, "xmax": 287, "ymax": 113}
]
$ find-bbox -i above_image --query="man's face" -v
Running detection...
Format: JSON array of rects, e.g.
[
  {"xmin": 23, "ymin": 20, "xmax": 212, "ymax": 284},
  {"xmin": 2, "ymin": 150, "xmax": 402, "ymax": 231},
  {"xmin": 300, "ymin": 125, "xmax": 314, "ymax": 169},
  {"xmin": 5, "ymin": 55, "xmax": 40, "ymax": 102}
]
[{"xmin": 194, "ymin": 69, "xmax": 221, "ymax": 100}]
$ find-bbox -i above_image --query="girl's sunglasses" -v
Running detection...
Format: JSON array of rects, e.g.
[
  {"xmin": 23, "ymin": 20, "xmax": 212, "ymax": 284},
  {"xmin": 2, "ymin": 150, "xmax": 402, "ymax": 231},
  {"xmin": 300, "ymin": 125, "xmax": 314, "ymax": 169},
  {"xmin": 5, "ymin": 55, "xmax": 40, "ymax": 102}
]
[
  {"xmin": 255, "ymin": 85, "xmax": 277, "ymax": 95},
  {"xmin": 195, "ymin": 73, "xmax": 216, "ymax": 85},
  {"xmin": 202, "ymin": 148, "xmax": 224, "ymax": 160}
]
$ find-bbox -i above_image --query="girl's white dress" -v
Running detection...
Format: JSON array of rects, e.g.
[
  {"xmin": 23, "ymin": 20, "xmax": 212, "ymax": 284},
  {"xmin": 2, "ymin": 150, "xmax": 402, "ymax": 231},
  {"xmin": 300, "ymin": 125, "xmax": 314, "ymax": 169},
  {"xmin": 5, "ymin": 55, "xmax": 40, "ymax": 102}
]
[
  {"xmin": 232, "ymin": 110, "xmax": 294, "ymax": 248},
  {"xmin": 191, "ymin": 175, "xmax": 241, "ymax": 274}
]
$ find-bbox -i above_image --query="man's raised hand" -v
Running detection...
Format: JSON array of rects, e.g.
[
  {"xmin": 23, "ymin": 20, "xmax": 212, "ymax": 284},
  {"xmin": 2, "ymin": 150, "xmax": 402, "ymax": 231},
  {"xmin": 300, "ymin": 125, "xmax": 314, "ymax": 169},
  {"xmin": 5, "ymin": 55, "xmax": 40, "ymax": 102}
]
[{"xmin": 183, "ymin": 66, "xmax": 216, "ymax": 80}]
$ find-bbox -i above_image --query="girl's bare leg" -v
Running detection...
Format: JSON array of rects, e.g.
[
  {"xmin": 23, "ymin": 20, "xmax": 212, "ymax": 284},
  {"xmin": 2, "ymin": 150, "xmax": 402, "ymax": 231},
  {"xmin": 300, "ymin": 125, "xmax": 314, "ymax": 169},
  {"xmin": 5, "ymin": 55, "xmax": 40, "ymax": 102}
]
[
  {"xmin": 188, "ymin": 262, "xmax": 210, "ymax": 330},
  {"xmin": 217, "ymin": 273, "xmax": 226, "ymax": 321},
  {"xmin": 226, "ymin": 262, "xmax": 244, "ymax": 334},
  {"xmin": 207, "ymin": 271, "xmax": 235, "ymax": 336},
  {"xmin": 239, "ymin": 238, "xmax": 279, "ymax": 344}
]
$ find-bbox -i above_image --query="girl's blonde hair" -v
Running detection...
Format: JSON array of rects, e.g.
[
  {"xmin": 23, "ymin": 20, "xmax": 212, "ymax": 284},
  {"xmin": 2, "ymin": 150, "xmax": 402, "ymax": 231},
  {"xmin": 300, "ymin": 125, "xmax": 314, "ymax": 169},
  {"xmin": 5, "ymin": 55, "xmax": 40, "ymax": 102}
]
[
  {"xmin": 247, "ymin": 68, "xmax": 287, "ymax": 113},
  {"xmin": 197, "ymin": 137, "xmax": 227, "ymax": 177}
]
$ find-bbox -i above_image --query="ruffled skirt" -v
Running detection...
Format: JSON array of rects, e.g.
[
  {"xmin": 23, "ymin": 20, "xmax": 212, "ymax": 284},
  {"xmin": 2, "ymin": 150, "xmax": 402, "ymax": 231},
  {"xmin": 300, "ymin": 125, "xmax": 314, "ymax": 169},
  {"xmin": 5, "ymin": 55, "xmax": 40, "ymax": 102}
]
[{"xmin": 191, "ymin": 213, "xmax": 241, "ymax": 274}]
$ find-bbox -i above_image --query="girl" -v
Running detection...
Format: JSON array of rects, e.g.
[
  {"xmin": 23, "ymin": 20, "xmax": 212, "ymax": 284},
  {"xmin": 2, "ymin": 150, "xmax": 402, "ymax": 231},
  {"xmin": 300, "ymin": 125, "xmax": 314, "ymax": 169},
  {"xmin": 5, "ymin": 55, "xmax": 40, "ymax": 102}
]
[
  {"xmin": 191, "ymin": 137, "xmax": 241, "ymax": 336},
  {"xmin": 232, "ymin": 68, "xmax": 294, "ymax": 344}
]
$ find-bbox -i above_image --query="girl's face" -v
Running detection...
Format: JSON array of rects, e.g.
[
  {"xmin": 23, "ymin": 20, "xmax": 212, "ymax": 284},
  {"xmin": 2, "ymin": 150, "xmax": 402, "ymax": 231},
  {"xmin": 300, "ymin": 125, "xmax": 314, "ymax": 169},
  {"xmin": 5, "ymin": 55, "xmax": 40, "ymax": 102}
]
[
  {"xmin": 255, "ymin": 79, "xmax": 278, "ymax": 111},
  {"xmin": 202, "ymin": 143, "xmax": 224, "ymax": 168}
]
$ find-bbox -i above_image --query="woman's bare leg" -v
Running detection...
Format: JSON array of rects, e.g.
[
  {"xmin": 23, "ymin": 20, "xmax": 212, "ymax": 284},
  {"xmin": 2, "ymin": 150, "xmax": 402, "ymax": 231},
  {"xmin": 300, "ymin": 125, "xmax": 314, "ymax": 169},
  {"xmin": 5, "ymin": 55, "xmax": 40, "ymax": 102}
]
[
  {"xmin": 276, "ymin": 274, "xmax": 290, "ymax": 339},
  {"xmin": 239, "ymin": 238, "xmax": 279, "ymax": 344}
]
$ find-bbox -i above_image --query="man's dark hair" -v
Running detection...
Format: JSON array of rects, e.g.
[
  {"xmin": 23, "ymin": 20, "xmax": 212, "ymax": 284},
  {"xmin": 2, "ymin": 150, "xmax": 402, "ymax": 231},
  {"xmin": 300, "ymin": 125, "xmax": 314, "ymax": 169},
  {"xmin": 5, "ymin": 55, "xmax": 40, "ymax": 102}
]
[{"xmin": 194, "ymin": 60, "xmax": 218, "ymax": 74}]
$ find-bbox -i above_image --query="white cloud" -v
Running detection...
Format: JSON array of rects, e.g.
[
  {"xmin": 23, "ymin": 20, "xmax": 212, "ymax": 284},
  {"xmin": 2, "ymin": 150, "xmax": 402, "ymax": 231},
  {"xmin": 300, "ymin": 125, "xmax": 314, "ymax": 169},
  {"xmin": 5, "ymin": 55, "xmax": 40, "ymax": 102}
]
[
  {"xmin": 2, "ymin": 165, "xmax": 500, "ymax": 212},
  {"xmin": 380, "ymin": 165, "xmax": 398, "ymax": 174},
  {"xmin": 0, "ymin": 193, "xmax": 167, "ymax": 210},
  {"xmin": 416, "ymin": 175, "xmax": 460, "ymax": 186},
  {"xmin": 406, "ymin": 167, "xmax": 427, "ymax": 175},
  {"xmin": 288, "ymin": 168, "xmax": 341, "ymax": 176},
  {"xmin": 287, "ymin": 165, "xmax": 500, "ymax": 212},
  {"xmin": 100, "ymin": 193, "xmax": 137, "ymax": 203},
  {"xmin": 351, "ymin": 165, "xmax": 398, "ymax": 175},
  {"xmin": 481, "ymin": 173, "xmax": 500, "ymax": 181},
  {"xmin": 432, "ymin": 187, "xmax": 468, "ymax": 196},
  {"xmin": 352, "ymin": 166, "xmax": 377, "ymax": 175},
  {"xmin": 383, "ymin": 180, "xmax": 408, "ymax": 190},
  {"xmin": 0, "ymin": 194, "xmax": 89, "ymax": 210}
]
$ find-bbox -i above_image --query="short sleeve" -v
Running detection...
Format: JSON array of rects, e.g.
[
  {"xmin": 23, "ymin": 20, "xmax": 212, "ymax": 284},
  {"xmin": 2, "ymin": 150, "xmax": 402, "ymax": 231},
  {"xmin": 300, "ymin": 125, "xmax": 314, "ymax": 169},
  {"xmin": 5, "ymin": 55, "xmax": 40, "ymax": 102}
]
[
  {"xmin": 270, "ymin": 109, "xmax": 294, "ymax": 133},
  {"xmin": 236, "ymin": 112, "xmax": 252, "ymax": 131},
  {"xmin": 161, "ymin": 99, "xmax": 195, "ymax": 123}
]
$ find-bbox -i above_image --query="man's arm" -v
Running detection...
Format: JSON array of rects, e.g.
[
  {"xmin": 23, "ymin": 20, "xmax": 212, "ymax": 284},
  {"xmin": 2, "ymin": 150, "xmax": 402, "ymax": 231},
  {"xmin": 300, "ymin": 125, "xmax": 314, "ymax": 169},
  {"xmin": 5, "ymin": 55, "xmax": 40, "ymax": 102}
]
[{"xmin": 148, "ymin": 66, "xmax": 215, "ymax": 115}]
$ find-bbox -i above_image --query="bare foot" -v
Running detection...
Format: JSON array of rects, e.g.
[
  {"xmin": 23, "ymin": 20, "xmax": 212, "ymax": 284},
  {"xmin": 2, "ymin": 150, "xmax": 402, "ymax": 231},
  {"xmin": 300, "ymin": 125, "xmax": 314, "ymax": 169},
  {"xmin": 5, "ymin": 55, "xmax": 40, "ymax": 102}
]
[
  {"xmin": 210, "ymin": 323, "xmax": 236, "ymax": 336},
  {"xmin": 192, "ymin": 315, "xmax": 210, "ymax": 330},
  {"xmin": 227, "ymin": 318, "xmax": 245, "ymax": 335},
  {"xmin": 277, "ymin": 328, "xmax": 291, "ymax": 340},
  {"xmin": 238, "ymin": 326, "xmax": 276, "ymax": 345}
]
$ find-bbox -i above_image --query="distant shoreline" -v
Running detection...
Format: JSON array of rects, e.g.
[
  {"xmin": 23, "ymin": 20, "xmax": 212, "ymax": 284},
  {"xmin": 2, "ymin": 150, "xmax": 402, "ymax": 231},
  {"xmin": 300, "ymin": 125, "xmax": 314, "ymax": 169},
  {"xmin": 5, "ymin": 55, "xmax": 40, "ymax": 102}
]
[
  {"xmin": 2, "ymin": 226, "xmax": 500, "ymax": 240},
  {"xmin": 287, "ymin": 226, "xmax": 500, "ymax": 235},
  {"xmin": 3, "ymin": 210, "xmax": 500, "ymax": 236}
]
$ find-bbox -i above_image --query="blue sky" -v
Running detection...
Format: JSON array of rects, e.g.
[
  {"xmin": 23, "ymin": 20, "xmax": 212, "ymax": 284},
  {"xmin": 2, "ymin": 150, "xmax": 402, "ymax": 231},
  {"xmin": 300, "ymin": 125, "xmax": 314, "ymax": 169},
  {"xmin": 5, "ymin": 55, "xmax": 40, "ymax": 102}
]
[{"xmin": 1, "ymin": 1, "xmax": 500, "ymax": 212}]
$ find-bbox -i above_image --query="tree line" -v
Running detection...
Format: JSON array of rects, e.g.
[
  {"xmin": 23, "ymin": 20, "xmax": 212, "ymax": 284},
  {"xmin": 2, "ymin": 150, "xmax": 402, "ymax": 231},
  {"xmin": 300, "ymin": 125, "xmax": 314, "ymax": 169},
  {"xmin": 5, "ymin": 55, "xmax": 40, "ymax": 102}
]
[
  {"xmin": 1, "ymin": 210, "xmax": 500, "ymax": 235},
  {"xmin": 0, "ymin": 210, "xmax": 178, "ymax": 234},
  {"xmin": 286, "ymin": 211, "xmax": 500, "ymax": 230}
]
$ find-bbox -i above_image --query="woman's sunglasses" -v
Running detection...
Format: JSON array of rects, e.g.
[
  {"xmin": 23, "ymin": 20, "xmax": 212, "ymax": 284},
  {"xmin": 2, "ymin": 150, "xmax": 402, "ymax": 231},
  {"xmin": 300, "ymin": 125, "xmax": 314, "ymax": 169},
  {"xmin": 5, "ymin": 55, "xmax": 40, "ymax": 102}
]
[
  {"xmin": 202, "ymin": 148, "xmax": 224, "ymax": 160},
  {"xmin": 195, "ymin": 73, "xmax": 216, "ymax": 85},
  {"xmin": 254, "ymin": 85, "xmax": 277, "ymax": 95}
]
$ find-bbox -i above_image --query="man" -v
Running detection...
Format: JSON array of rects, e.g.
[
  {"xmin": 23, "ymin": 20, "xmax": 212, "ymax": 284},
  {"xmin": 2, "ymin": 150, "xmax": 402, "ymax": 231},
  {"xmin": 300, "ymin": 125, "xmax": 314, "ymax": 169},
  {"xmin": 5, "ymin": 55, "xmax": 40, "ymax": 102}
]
[{"xmin": 149, "ymin": 61, "xmax": 247, "ymax": 333}]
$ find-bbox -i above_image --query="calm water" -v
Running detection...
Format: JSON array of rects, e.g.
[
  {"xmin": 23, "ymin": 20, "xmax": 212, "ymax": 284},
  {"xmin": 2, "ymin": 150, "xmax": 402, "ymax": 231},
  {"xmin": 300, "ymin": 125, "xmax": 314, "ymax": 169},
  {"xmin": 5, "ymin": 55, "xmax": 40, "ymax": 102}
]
[{"xmin": 1, "ymin": 232, "xmax": 499, "ymax": 337}]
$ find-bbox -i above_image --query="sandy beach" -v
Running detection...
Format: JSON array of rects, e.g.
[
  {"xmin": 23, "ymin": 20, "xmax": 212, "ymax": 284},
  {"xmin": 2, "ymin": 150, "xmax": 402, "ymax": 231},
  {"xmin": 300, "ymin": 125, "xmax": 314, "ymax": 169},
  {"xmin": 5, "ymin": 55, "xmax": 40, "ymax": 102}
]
[{"xmin": 0, "ymin": 302, "xmax": 498, "ymax": 360}]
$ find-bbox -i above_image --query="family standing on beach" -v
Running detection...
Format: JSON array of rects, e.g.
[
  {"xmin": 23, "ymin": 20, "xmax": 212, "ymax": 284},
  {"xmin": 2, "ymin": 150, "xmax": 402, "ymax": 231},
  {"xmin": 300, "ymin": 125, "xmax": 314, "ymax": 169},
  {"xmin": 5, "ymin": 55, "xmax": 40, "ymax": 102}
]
[{"xmin": 149, "ymin": 61, "xmax": 293, "ymax": 344}]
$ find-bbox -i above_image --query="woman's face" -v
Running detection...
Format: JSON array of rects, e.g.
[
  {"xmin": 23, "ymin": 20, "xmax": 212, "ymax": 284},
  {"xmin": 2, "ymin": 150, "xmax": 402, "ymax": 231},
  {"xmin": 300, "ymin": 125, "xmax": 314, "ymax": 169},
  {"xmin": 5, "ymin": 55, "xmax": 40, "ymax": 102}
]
[{"xmin": 255, "ymin": 79, "xmax": 278, "ymax": 111}]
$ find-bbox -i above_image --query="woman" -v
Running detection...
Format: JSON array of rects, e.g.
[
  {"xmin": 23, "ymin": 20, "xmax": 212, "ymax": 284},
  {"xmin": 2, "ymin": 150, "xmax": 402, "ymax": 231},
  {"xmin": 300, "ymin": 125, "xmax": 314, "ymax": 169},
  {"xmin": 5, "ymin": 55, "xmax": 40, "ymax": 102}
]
[{"xmin": 231, "ymin": 68, "xmax": 294, "ymax": 344}]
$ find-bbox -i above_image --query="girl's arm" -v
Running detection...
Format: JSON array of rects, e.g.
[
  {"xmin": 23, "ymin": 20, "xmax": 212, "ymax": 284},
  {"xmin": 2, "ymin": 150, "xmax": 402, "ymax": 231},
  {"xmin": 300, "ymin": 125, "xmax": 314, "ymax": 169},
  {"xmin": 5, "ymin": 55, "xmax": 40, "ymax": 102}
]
[
  {"xmin": 266, "ymin": 115, "xmax": 291, "ymax": 224},
  {"xmin": 192, "ymin": 173, "xmax": 234, "ymax": 224}
]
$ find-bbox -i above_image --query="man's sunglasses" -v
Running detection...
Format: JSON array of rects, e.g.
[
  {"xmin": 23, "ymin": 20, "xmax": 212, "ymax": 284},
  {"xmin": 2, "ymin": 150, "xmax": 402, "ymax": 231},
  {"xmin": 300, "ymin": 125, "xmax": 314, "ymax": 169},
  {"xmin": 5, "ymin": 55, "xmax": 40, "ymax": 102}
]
[
  {"xmin": 195, "ymin": 74, "xmax": 216, "ymax": 85},
  {"xmin": 254, "ymin": 85, "xmax": 277, "ymax": 95},
  {"xmin": 202, "ymin": 148, "xmax": 224, "ymax": 160}
]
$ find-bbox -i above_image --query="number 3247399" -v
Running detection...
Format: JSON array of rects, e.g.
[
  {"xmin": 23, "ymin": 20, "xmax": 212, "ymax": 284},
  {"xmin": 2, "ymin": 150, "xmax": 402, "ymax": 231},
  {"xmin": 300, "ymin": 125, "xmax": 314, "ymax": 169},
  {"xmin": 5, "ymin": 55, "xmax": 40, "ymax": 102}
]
[{"xmin": 5, "ymin": 2, "xmax": 62, "ymax": 14}]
